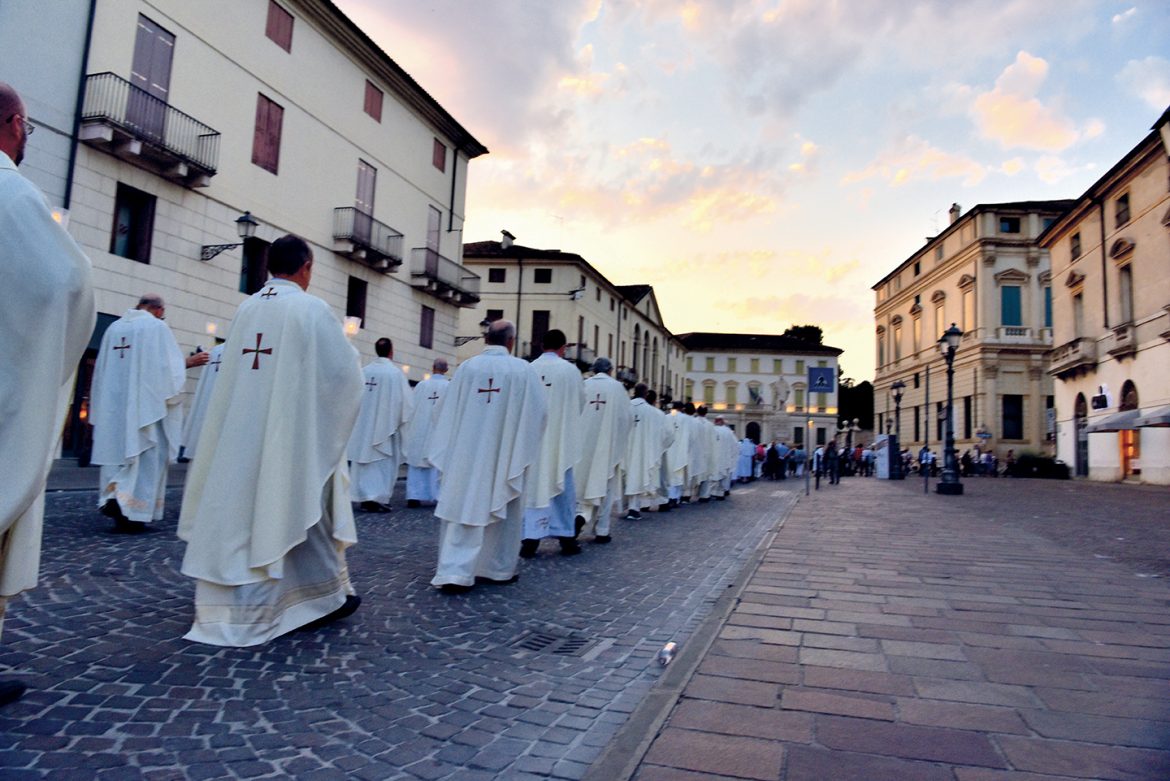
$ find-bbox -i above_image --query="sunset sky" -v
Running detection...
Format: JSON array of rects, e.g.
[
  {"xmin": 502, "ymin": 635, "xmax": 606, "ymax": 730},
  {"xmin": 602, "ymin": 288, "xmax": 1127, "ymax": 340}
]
[{"xmin": 335, "ymin": 0, "xmax": 1169, "ymax": 381}]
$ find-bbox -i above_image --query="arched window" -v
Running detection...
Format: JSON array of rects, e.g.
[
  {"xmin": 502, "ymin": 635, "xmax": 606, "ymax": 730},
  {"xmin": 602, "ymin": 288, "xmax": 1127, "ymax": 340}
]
[{"xmin": 1119, "ymin": 381, "xmax": 1139, "ymax": 412}]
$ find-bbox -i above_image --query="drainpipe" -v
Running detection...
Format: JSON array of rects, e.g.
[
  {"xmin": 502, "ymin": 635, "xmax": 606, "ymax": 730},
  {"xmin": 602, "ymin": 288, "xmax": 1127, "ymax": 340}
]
[{"xmin": 63, "ymin": 0, "xmax": 98, "ymax": 209}]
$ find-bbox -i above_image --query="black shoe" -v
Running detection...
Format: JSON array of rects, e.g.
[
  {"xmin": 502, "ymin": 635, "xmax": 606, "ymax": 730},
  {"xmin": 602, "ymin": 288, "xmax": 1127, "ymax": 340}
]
[
  {"xmin": 558, "ymin": 537, "xmax": 582, "ymax": 556},
  {"xmin": 716, "ymin": 494, "xmax": 727, "ymax": 501},
  {"xmin": 406, "ymin": 499, "xmax": 421, "ymax": 509},
  {"xmin": 359, "ymin": 501, "xmax": 392, "ymax": 514},
  {"xmin": 301, "ymin": 595, "xmax": 362, "ymax": 631},
  {"xmin": 519, "ymin": 539, "xmax": 539, "ymax": 559},
  {"xmin": 698, "ymin": 497, "xmax": 710, "ymax": 504},
  {"xmin": 101, "ymin": 499, "xmax": 128, "ymax": 522},
  {"xmin": 623, "ymin": 510, "xmax": 642, "ymax": 520},
  {"xmin": 474, "ymin": 574, "xmax": 519, "ymax": 586},
  {"xmin": 574, "ymin": 515, "xmax": 586, "ymax": 537},
  {"xmin": 594, "ymin": 535, "xmax": 612, "ymax": 544},
  {"xmin": 0, "ymin": 680, "xmax": 26, "ymax": 707},
  {"xmin": 439, "ymin": 583, "xmax": 473, "ymax": 595}
]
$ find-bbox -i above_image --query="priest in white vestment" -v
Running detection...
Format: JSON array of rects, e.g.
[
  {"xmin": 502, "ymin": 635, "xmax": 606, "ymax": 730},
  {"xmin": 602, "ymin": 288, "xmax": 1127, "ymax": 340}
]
[
  {"xmin": 346, "ymin": 337, "xmax": 413, "ymax": 513},
  {"xmin": 180, "ymin": 342, "xmax": 225, "ymax": 463},
  {"xmin": 521, "ymin": 330, "xmax": 585, "ymax": 557},
  {"xmin": 178, "ymin": 235, "xmax": 364, "ymax": 646},
  {"xmin": 682, "ymin": 403, "xmax": 709, "ymax": 501},
  {"xmin": 713, "ymin": 416, "xmax": 740, "ymax": 497},
  {"xmin": 573, "ymin": 358, "xmax": 633, "ymax": 543},
  {"xmin": 622, "ymin": 383, "xmax": 673, "ymax": 520},
  {"xmin": 662, "ymin": 402, "xmax": 690, "ymax": 509},
  {"xmin": 403, "ymin": 359, "xmax": 449, "ymax": 508},
  {"xmin": 90, "ymin": 294, "xmax": 208, "ymax": 532},
  {"xmin": 736, "ymin": 436, "xmax": 756, "ymax": 482},
  {"xmin": 428, "ymin": 320, "xmax": 546, "ymax": 593},
  {"xmin": 694, "ymin": 406, "xmax": 721, "ymax": 501},
  {"xmin": 0, "ymin": 81, "xmax": 95, "ymax": 706}
]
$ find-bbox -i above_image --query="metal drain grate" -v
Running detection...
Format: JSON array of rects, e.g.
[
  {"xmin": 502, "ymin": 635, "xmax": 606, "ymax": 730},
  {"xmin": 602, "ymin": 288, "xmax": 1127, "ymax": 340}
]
[{"xmin": 510, "ymin": 630, "xmax": 600, "ymax": 657}]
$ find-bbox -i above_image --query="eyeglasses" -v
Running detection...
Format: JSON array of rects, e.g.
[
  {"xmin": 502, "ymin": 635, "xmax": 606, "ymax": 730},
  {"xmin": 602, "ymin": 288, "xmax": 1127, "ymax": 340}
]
[{"xmin": 6, "ymin": 114, "xmax": 35, "ymax": 136}]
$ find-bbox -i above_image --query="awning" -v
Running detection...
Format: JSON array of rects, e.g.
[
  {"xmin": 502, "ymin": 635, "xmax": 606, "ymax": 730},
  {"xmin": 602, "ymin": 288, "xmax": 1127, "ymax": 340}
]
[
  {"xmin": 1085, "ymin": 409, "xmax": 1142, "ymax": 433},
  {"xmin": 1137, "ymin": 405, "xmax": 1170, "ymax": 428}
]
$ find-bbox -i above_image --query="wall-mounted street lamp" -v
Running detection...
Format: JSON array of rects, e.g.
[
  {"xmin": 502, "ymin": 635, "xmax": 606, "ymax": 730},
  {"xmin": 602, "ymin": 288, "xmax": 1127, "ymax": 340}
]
[
  {"xmin": 936, "ymin": 323, "xmax": 964, "ymax": 495},
  {"xmin": 454, "ymin": 317, "xmax": 492, "ymax": 347},
  {"xmin": 200, "ymin": 211, "xmax": 259, "ymax": 261}
]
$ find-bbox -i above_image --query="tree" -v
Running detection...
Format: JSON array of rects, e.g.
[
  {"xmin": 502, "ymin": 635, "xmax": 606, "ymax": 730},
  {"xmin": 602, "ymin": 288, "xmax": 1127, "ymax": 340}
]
[{"xmin": 782, "ymin": 324, "xmax": 823, "ymax": 345}]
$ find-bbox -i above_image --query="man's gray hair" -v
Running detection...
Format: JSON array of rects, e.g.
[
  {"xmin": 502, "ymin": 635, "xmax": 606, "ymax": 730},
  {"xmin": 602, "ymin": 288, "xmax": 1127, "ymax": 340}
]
[
  {"xmin": 591, "ymin": 357, "xmax": 613, "ymax": 375},
  {"xmin": 137, "ymin": 293, "xmax": 165, "ymax": 310},
  {"xmin": 432, "ymin": 358, "xmax": 449, "ymax": 373},
  {"xmin": 485, "ymin": 318, "xmax": 516, "ymax": 346}
]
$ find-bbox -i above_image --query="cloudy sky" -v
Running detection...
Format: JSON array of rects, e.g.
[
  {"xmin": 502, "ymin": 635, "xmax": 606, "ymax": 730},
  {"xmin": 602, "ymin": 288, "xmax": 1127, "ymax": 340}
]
[{"xmin": 335, "ymin": 0, "xmax": 1169, "ymax": 381}]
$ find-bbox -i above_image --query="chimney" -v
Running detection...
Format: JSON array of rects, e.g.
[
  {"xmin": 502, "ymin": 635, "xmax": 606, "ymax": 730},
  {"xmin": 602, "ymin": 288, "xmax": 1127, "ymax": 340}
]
[
  {"xmin": 501, "ymin": 229, "xmax": 515, "ymax": 250},
  {"xmin": 949, "ymin": 203, "xmax": 961, "ymax": 224}
]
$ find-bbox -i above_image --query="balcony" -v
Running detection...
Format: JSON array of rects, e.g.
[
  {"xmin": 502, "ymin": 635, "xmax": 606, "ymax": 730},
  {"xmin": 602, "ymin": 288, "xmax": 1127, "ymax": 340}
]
[
  {"xmin": 79, "ymin": 72, "xmax": 219, "ymax": 187},
  {"xmin": 567, "ymin": 343, "xmax": 596, "ymax": 368},
  {"xmin": 408, "ymin": 248, "xmax": 480, "ymax": 307},
  {"xmin": 333, "ymin": 208, "xmax": 403, "ymax": 272},
  {"xmin": 1048, "ymin": 337, "xmax": 1097, "ymax": 379},
  {"xmin": 1107, "ymin": 322, "xmax": 1137, "ymax": 359},
  {"xmin": 994, "ymin": 326, "xmax": 1035, "ymax": 344}
]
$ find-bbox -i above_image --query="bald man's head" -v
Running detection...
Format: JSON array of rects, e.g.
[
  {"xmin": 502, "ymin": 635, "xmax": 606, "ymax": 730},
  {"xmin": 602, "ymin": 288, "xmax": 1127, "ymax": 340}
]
[{"xmin": 0, "ymin": 82, "xmax": 29, "ymax": 166}]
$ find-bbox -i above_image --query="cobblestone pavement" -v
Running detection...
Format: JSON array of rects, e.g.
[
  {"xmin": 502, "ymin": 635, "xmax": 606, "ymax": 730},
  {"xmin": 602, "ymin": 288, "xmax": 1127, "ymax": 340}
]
[
  {"xmin": 0, "ymin": 477, "xmax": 795, "ymax": 780},
  {"xmin": 614, "ymin": 476, "xmax": 1170, "ymax": 781}
]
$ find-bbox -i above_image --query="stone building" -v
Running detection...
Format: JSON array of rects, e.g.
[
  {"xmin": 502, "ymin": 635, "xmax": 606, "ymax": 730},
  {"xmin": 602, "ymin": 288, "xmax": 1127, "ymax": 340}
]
[
  {"xmin": 1, "ymin": 0, "xmax": 486, "ymax": 458},
  {"xmin": 872, "ymin": 201, "xmax": 1073, "ymax": 461},
  {"xmin": 1041, "ymin": 108, "xmax": 1170, "ymax": 484}
]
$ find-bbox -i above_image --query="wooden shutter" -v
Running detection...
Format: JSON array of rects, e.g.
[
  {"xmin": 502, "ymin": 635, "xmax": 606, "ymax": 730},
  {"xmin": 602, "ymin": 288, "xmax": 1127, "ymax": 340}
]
[
  {"xmin": 364, "ymin": 80, "xmax": 383, "ymax": 122},
  {"xmin": 266, "ymin": 1, "xmax": 294, "ymax": 51},
  {"xmin": 252, "ymin": 94, "xmax": 283, "ymax": 174}
]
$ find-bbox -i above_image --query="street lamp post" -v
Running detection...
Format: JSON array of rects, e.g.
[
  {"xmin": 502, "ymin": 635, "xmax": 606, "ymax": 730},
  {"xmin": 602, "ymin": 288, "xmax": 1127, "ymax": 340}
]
[
  {"xmin": 890, "ymin": 380, "xmax": 906, "ymax": 479},
  {"xmin": 936, "ymin": 323, "xmax": 964, "ymax": 495}
]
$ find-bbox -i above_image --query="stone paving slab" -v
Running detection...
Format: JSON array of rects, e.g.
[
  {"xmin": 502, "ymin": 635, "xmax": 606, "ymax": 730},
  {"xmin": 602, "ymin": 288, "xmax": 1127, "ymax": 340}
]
[
  {"xmin": 1, "ymin": 480, "xmax": 796, "ymax": 779},
  {"xmin": 602, "ymin": 477, "xmax": 1170, "ymax": 781}
]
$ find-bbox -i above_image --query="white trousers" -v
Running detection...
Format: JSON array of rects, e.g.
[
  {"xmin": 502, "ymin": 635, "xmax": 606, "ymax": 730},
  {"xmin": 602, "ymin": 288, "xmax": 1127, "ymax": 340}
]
[
  {"xmin": 576, "ymin": 470, "xmax": 621, "ymax": 537},
  {"xmin": 406, "ymin": 465, "xmax": 439, "ymax": 503},
  {"xmin": 432, "ymin": 495, "xmax": 523, "ymax": 587},
  {"xmin": 349, "ymin": 458, "xmax": 396, "ymax": 504}
]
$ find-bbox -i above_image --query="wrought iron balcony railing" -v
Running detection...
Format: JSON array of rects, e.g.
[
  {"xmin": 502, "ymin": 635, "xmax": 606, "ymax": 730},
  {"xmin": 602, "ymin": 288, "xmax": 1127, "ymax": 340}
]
[
  {"xmin": 333, "ymin": 207, "xmax": 403, "ymax": 271},
  {"xmin": 409, "ymin": 248, "xmax": 480, "ymax": 307},
  {"xmin": 79, "ymin": 72, "xmax": 219, "ymax": 186}
]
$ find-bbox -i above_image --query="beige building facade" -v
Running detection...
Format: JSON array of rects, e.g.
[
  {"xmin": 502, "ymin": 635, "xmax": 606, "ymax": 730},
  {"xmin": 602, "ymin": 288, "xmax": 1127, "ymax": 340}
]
[
  {"xmin": 5, "ymin": 0, "xmax": 486, "ymax": 458},
  {"xmin": 873, "ymin": 201, "xmax": 1072, "ymax": 461},
  {"xmin": 1042, "ymin": 109, "xmax": 1170, "ymax": 484},
  {"xmin": 678, "ymin": 333, "xmax": 842, "ymax": 447},
  {"xmin": 459, "ymin": 237, "xmax": 685, "ymax": 400}
]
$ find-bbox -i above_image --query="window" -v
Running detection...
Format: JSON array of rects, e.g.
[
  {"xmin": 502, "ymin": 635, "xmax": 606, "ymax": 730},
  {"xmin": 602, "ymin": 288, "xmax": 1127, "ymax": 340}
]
[
  {"xmin": 1043, "ymin": 287, "xmax": 1052, "ymax": 328},
  {"xmin": 773, "ymin": 359, "xmax": 783, "ymax": 373},
  {"xmin": 877, "ymin": 333, "xmax": 885, "ymax": 366},
  {"xmin": 426, "ymin": 206, "xmax": 441, "ymax": 252},
  {"xmin": 913, "ymin": 261, "xmax": 921, "ymax": 277},
  {"xmin": 595, "ymin": 286, "xmax": 601, "ymax": 302},
  {"xmin": 684, "ymin": 380, "xmax": 693, "ymax": 400},
  {"xmin": 354, "ymin": 160, "xmax": 376, "ymax": 242},
  {"xmin": 1002, "ymin": 395, "xmax": 1024, "ymax": 440},
  {"xmin": 727, "ymin": 357, "xmax": 737, "ymax": 372},
  {"xmin": 999, "ymin": 216, "xmax": 1020, "ymax": 233},
  {"xmin": 703, "ymin": 383, "xmax": 715, "ymax": 404},
  {"xmin": 793, "ymin": 388, "xmax": 804, "ymax": 409},
  {"xmin": 792, "ymin": 426, "xmax": 804, "ymax": 446},
  {"xmin": 610, "ymin": 297, "xmax": 615, "ymax": 311},
  {"xmin": 252, "ymin": 94, "xmax": 283, "ymax": 174},
  {"xmin": 686, "ymin": 356, "xmax": 693, "ymax": 372},
  {"xmin": 419, "ymin": 305, "xmax": 434, "ymax": 349},
  {"xmin": 265, "ymin": 1, "xmax": 293, "ymax": 51},
  {"xmin": 934, "ymin": 305, "xmax": 945, "ymax": 342},
  {"xmin": 963, "ymin": 396, "xmax": 972, "ymax": 439},
  {"xmin": 893, "ymin": 326, "xmax": 903, "ymax": 360},
  {"xmin": 363, "ymin": 80, "xmax": 383, "ymax": 122},
  {"xmin": 934, "ymin": 245, "xmax": 943, "ymax": 261},
  {"xmin": 1000, "ymin": 286, "xmax": 1022, "ymax": 327},
  {"xmin": 1073, "ymin": 293, "xmax": 1084, "ymax": 336},
  {"xmin": 816, "ymin": 392, "xmax": 826, "ymax": 411},
  {"xmin": 725, "ymin": 385, "xmax": 737, "ymax": 405},
  {"xmin": 346, "ymin": 276, "xmax": 367, "ymax": 327},
  {"xmin": 913, "ymin": 407, "xmax": 920, "ymax": 442},
  {"xmin": 432, "ymin": 138, "xmax": 446, "ymax": 172},
  {"xmin": 962, "ymin": 289, "xmax": 975, "ymax": 331},
  {"xmin": 705, "ymin": 357, "xmax": 715, "ymax": 372},
  {"xmin": 815, "ymin": 428, "xmax": 826, "ymax": 446},
  {"xmin": 488, "ymin": 268, "xmax": 506, "ymax": 284},
  {"xmin": 750, "ymin": 358, "xmax": 759, "ymax": 373},
  {"xmin": 486, "ymin": 308, "xmax": 503, "ymax": 322},
  {"xmin": 608, "ymin": 333, "xmax": 613, "ymax": 357},
  {"xmin": 936, "ymin": 401, "xmax": 944, "ymax": 441},
  {"xmin": 110, "ymin": 183, "xmax": 155, "ymax": 263},
  {"xmin": 593, "ymin": 324, "xmax": 599, "ymax": 351},
  {"xmin": 1115, "ymin": 193, "xmax": 1130, "ymax": 227},
  {"xmin": 531, "ymin": 310, "xmax": 550, "ymax": 353},
  {"xmin": 1119, "ymin": 264, "xmax": 1134, "ymax": 323},
  {"xmin": 913, "ymin": 318, "xmax": 921, "ymax": 351},
  {"xmin": 533, "ymin": 268, "xmax": 552, "ymax": 284},
  {"xmin": 129, "ymin": 15, "xmax": 174, "ymax": 139},
  {"xmin": 1070, "ymin": 232, "xmax": 1082, "ymax": 260}
]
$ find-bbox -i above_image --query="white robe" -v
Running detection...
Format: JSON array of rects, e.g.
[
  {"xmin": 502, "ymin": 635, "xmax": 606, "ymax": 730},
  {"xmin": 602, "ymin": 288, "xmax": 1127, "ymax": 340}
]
[
  {"xmin": 663, "ymin": 411, "xmax": 690, "ymax": 494},
  {"xmin": 403, "ymin": 374, "xmax": 449, "ymax": 503},
  {"xmin": 736, "ymin": 438, "xmax": 756, "ymax": 479},
  {"xmin": 181, "ymin": 343, "xmax": 225, "ymax": 462},
  {"xmin": 715, "ymin": 425, "xmax": 739, "ymax": 492},
  {"xmin": 623, "ymin": 398, "xmax": 673, "ymax": 510},
  {"xmin": 346, "ymin": 358, "xmax": 413, "ymax": 504},
  {"xmin": 178, "ymin": 278, "xmax": 363, "ymax": 646},
  {"xmin": 90, "ymin": 308, "xmax": 187, "ymax": 522},
  {"xmin": 574, "ymin": 373, "xmax": 632, "ymax": 535},
  {"xmin": 0, "ymin": 150, "xmax": 94, "ymax": 632},
  {"xmin": 523, "ymin": 351, "xmax": 584, "ymax": 539},
  {"xmin": 427, "ymin": 345, "xmax": 546, "ymax": 586},
  {"xmin": 684, "ymin": 414, "xmax": 709, "ymax": 495}
]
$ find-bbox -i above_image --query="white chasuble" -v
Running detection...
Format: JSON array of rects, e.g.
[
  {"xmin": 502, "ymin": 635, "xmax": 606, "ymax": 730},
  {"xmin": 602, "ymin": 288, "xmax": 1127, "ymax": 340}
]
[
  {"xmin": 346, "ymin": 357, "xmax": 413, "ymax": 504},
  {"xmin": 525, "ymin": 352, "xmax": 584, "ymax": 511},
  {"xmin": 0, "ymin": 151, "xmax": 95, "ymax": 611},
  {"xmin": 623, "ymin": 398, "xmax": 672, "ymax": 499},
  {"xmin": 574, "ymin": 373, "xmax": 633, "ymax": 505},
  {"xmin": 428, "ymin": 346, "xmax": 546, "ymax": 527},
  {"xmin": 178, "ymin": 279, "xmax": 362, "ymax": 646},
  {"xmin": 664, "ymin": 411, "xmax": 690, "ymax": 489},
  {"xmin": 181, "ymin": 343, "xmax": 226, "ymax": 461},
  {"xmin": 403, "ymin": 374, "xmax": 450, "ymax": 469}
]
